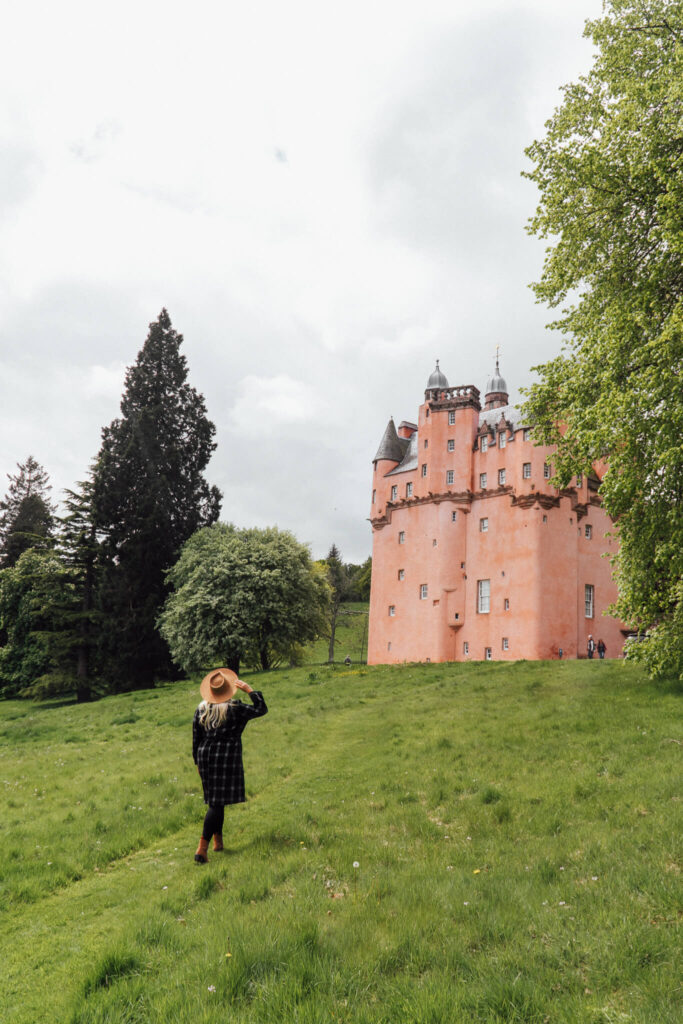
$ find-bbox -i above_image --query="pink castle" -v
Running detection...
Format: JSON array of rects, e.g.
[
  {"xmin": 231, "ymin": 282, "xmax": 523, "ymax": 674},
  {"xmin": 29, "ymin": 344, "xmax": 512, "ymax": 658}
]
[{"xmin": 368, "ymin": 358, "xmax": 626, "ymax": 664}]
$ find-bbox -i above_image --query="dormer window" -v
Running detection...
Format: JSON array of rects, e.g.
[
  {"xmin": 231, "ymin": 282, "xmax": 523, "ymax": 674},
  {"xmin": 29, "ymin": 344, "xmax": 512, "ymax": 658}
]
[
  {"xmin": 481, "ymin": 436, "xmax": 488, "ymax": 452},
  {"xmin": 499, "ymin": 433, "xmax": 506, "ymax": 449}
]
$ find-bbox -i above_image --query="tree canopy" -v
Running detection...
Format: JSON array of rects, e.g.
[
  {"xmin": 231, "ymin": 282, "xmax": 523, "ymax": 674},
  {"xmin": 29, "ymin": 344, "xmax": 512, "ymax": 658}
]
[
  {"xmin": 159, "ymin": 524, "xmax": 330, "ymax": 674},
  {"xmin": 93, "ymin": 310, "xmax": 222, "ymax": 688},
  {"xmin": 522, "ymin": 0, "xmax": 683, "ymax": 679},
  {"xmin": 0, "ymin": 456, "xmax": 55, "ymax": 568}
]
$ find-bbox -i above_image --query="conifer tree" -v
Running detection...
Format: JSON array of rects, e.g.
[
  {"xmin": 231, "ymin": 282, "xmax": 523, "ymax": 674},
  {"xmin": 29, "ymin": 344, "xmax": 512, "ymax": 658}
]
[
  {"xmin": 58, "ymin": 478, "xmax": 101, "ymax": 701},
  {"xmin": 0, "ymin": 456, "xmax": 56, "ymax": 568},
  {"xmin": 93, "ymin": 310, "xmax": 222, "ymax": 688}
]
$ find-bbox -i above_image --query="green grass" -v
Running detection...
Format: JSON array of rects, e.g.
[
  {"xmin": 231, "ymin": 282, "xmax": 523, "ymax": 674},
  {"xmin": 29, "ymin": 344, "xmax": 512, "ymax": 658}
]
[
  {"xmin": 303, "ymin": 601, "xmax": 369, "ymax": 664},
  {"xmin": 0, "ymin": 660, "xmax": 680, "ymax": 1023}
]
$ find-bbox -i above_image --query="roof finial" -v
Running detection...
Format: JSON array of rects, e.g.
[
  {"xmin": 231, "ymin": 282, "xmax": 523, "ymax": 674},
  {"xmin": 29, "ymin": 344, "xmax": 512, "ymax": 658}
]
[{"xmin": 495, "ymin": 345, "xmax": 501, "ymax": 374}]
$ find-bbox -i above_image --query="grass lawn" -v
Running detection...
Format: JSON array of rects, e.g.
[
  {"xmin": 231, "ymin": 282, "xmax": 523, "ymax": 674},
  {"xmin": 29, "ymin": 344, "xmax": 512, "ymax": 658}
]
[
  {"xmin": 303, "ymin": 602, "xmax": 369, "ymax": 665},
  {"xmin": 0, "ymin": 659, "xmax": 680, "ymax": 1023}
]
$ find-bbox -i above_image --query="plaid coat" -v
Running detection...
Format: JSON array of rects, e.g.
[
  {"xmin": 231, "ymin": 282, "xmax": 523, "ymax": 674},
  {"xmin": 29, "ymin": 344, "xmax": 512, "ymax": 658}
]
[{"xmin": 192, "ymin": 691, "xmax": 268, "ymax": 806}]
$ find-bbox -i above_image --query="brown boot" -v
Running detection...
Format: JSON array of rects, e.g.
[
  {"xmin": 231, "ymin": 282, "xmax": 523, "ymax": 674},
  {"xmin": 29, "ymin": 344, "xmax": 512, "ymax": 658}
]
[
  {"xmin": 194, "ymin": 837, "xmax": 209, "ymax": 863},
  {"xmin": 213, "ymin": 834, "xmax": 224, "ymax": 852}
]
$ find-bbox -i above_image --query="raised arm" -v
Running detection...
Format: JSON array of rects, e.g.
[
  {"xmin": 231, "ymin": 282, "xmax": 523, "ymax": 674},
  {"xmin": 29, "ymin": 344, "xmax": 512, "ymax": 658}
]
[{"xmin": 235, "ymin": 679, "xmax": 268, "ymax": 719}]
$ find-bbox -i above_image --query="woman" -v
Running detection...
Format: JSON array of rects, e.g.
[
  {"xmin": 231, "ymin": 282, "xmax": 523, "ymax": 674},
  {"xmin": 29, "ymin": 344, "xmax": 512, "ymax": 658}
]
[{"xmin": 192, "ymin": 668, "xmax": 268, "ymax": 863}]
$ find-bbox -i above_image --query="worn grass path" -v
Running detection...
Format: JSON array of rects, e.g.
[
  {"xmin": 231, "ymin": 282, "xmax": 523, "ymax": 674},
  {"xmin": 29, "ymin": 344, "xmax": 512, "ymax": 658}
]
[{"xmin": 1, "ymin": 660, "xmax": 681, "ymax": 1023}]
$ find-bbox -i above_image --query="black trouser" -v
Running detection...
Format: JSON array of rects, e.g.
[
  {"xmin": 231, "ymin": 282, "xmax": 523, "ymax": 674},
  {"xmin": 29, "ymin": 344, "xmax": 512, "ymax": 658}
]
[{"xmin": 202, "ymin": 805, "xmax": 225, "ymax": 841}]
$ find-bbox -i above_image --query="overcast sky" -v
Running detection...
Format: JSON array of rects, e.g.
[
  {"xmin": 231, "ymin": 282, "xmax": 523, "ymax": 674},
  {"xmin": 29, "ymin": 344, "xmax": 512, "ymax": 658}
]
[{"xmin": 0, "ymin": 0, "xmax": 603, "ymax": 563}]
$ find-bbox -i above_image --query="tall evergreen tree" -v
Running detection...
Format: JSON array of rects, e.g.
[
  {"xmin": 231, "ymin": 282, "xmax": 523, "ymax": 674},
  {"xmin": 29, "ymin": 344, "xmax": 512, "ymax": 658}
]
[
  {"xmin": 326, "ymin": 544, "xmax": 350, "ymax": 663},
  {"xmin": 0, "ymin": 456, "xmax": 55, "ymax": 568},
  {"xmin": 93, "ymin": 310, "xmax": 222, "ymax": 689},
  {"xmin": 58, "ymin": 478, "xmax": 101, "ymax": 701}
]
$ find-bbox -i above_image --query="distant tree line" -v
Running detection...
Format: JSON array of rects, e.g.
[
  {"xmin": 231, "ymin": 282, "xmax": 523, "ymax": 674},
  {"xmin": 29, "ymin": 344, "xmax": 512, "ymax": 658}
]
[{"xmin": 0, "ymin": 310, "xmax": 364, "ymax": 701}]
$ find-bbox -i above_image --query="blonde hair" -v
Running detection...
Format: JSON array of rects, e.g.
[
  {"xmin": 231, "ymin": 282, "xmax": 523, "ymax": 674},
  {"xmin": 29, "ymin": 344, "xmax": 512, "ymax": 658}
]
[{"xmin": 197, "ymin": 699, "xmax": 233, "ymax": 729}]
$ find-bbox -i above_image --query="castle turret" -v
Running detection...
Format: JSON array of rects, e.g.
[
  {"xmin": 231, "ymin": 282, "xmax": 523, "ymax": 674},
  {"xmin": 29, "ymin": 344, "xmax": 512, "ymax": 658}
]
[
  {"xmin": 484, "ymin": 353, "xmax": 508, "ymax": 410},
  {"xmin": 373, "ymin": 417, "xmax": 407, "ymax": 465}
]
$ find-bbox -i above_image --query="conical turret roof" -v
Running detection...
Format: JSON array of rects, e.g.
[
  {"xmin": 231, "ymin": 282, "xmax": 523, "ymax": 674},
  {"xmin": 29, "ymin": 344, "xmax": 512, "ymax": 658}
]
[{"xmin": 373, "ymin": 417, "xmax": 408, "ymax": 463}]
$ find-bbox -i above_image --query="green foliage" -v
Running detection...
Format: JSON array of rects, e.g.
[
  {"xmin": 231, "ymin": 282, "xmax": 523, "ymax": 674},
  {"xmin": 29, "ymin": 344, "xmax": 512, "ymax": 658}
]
[
  {"xmin": 0, "ymin": 456, "xmax": 55, "ymax": 568},
  {"xmin": 93, "ymin": 310, "xmax": 221, "ymax": 689},
  {"xmin": 0, "ymin": 660, "xmax": 680, "ymax": 1022},
  {"xmin": 0, "ymin": 548, "xmax": 78, "ymax": 698},
  {"xmin": 159, "ymin": 523, "xmax": 331, "ymax": 674},
  {"xmin": 522, "ymin": 1, "xmax": 683, "ymax": 679}
]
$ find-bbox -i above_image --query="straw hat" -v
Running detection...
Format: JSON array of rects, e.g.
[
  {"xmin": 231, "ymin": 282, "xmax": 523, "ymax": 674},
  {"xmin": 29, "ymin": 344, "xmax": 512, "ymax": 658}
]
[{"xmin": 200, "ymin": 667, "xmax": 238, "ymax": 704}]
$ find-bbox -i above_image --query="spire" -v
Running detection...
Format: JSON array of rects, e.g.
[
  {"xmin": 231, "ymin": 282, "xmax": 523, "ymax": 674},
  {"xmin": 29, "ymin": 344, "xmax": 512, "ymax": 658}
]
[
  {"xmin": 426, "ymin": 360, "xmax": 449, "ymax": 389},
  {"xmin": 485, "ymin": 348, "xmax": 508, "ymax": 409},
  {"xmin": 373, "ymin": 417, "xmax": 408, "ymax": 464}
]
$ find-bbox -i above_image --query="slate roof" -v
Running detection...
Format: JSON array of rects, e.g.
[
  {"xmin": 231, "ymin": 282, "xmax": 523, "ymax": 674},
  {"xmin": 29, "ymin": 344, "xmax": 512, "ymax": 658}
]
[
  {"xmin": 478, "ymin": 404, "xmax": 526, "ymax": 431},
  {"xmin": 386, "ymin": 431, "xmax": 418, "ymax": 475},
  {"xmin": 373, "ymin": 418, "xmax": 410, "ymax": 463}
]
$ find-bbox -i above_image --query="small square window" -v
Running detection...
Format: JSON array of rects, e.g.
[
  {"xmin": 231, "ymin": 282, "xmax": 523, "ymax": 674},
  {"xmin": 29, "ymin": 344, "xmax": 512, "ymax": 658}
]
[
  {"xmin": 463, "ymin": 641, "xmax": 469, "ymax": 655},
  {"xmin": 398, "ymin": 569, "xmax": 405, "ymax": 581},
  {"xmin": 502, "ymin": 637, "xmax": 509, "ymax": 651},
  {"xmin": 585, "ymin": 583, "xmax": 594, "ymax": 618},
  {"xmin": 499, "ymin": 433, "xmax": 506, "ymax": 448},
  {"xmin": 420, "ymin": 584, "xmax": 428, "ymax": 600},
  {"xmin": 421, "ymin": 463, "xmax": 428, "ymax": 477},
  {"xmin": 504, "ymin": 598, "xmax": 510, "ymax": 611},
  {"xmin": 485, "ymin": 647, "xmax": 492, "ymax": 660},
  {"xmin": 446, "ymin": 469, "xmax": 454, "ymax": 485},
  {"xmin": 406, "ymin": 482, "xmax": 413, "ymax": 498},
  {"xmin": 448, "ymin": 411, "xmax": 455, "ymax": 425},
  {"xmin": 523, "ymin": 428, "xmax": 531, "ymax": 441},
  {"xmin": 543, "ymin": 463, "xmax": 551, "ymax": 479},
  {"xmin": 398, "ymin": 531, "xmax": 405, "ymax": 544},
  {"xmin": 447, "ymin": 439, "xmax": 455, "ymax": 452},
  {"xmin": 391, "ymin": 485, "xmax": 397, "ymax": 501},
  {"xmin": 498, "ymin": 468, "xmax": 506, "ymax": 486},
  {"xmin": 523, "ymin": 462, "xmax": 531, "ymax": 479},
  {"xmin": 432, "ymin": 539, "xmax": 437, "ymax": 547},
  {"xmin": 480, "ymin": 517, "xmax": 489, "ymax": 533},
  {"xmin": 388, "ymin": 605, "xmax": 395, "ymax": 616},
  {"xmin": 451, "ymin": 511, "xmax": 458, "ymax": 522},
  {"xmin": 585, "ymin": 524, "xmax": 592, "ymax": 539},
  {"xmin": 481, "ymin": 436, "xmax": 489, "ymax": 452},
  {"xmin": 480, "ymin": 473, "xmax": 487, "ymax": 489}
]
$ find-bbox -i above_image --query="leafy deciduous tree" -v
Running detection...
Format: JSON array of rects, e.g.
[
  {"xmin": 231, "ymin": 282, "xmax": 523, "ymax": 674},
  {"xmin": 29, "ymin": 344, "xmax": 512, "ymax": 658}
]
[
  {"xmin": 522, "ymin": 0, "xmax": 683, "ymax": 679},
  {"xmin": 159, "ymin": 524, "xmax": 330, "ymax": 675}
]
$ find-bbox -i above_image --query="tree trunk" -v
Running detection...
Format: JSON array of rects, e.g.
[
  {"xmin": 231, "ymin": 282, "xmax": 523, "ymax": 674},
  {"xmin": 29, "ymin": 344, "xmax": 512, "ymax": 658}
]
[
  {"xmin": 260, "ymin": 645, "xmax": 271, "ymax": 672},
  {"xmin": 226, "ymin": 653, "xmax": 240, "ymax": 674}
]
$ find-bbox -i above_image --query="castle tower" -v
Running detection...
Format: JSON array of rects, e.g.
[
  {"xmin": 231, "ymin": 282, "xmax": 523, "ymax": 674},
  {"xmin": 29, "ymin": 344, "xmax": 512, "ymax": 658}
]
[{"xmin": 368, "ymin": 356, "xmax": 626, "ymax": 664}]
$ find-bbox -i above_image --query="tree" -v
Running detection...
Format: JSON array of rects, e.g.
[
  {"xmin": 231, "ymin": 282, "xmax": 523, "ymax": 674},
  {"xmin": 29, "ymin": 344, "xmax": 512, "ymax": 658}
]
[
  {"xmin": 93, "ymin": 310, "xmax": 222, "ymax": 689},
  {"xmin": 0, "ymin": 456, "xmax": 55, "ymax": 568},
  {"xmin": 158, "ymin": 524, "xmax": 330, "ymax": 675},
  {"xmin": 0, "ymin": 548, "xmax": 77, "ymax": 698},
  {"xmin": 325, "ymin": 544, "xmax": 350, "ymax": 663},
  {"xmin": 522, "ymin": 0, "xmax": 683, "ymax": 679}
]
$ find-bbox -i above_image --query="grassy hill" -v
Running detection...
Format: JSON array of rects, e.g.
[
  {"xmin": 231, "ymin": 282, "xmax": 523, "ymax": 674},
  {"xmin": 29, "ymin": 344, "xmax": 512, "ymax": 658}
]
[{"xmin": 0, "ymin": 659, "xmax": 680, "ymax": 1023}]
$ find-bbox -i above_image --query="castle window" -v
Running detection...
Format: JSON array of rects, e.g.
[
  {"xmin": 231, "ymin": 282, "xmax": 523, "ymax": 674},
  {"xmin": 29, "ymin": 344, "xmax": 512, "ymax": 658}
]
[
  {"xmin": 481, "ymin": 436, "xmax": 489, "ymax": 452},
  {"xmin": 463, "ymin": 641, "xmax": 469, "ymax": 656},
  {"xmin": 432, "ymin": 539, "xmax": 437, "ymax": 547},
  {"xmin": 498, "ymin": 468, "xmax": 506, "ymax": 486},
  {"xmin": 448, "ymin": 411, "xmax": 455, "ymax": 425},
  {"xmin": 424, "ymin": 439, "xmax": 428, "ymax": 449},
  {"xmin": 485, "ymin": 647, "xmax": 492, "ymax": 660},
  {"xmin": 391, "ymin": 485, "xmax": 398, "ymax": 501},
  {"xmin": 502, "ymin": 637, "xmax": 509, "ymax": 651},
  {"xmin": 372, "ymin": 489, "xmax": 376, "ymax": 503},
  {"xmin": 406, "ymin": 482, "xmax": 413, "ymax": 498},
  {"xmin": 480, "ymin": 473, "xmax": 487, "ymax": 489},
  {"xmin": 420, "ymin": 584, "xmax": 428, "ymax": 600},
  {"xmin": 447, "ymin": 439, "xmax": 455, "ymax": 452},
  {"xmin": 523, "ymin": 428, "xmax": 531, "ymax": 441},
  {"xmin": 499, "ymin": 433, "xmax": 506, "ymax": 449},
  {"xmin": 504, "ymin": 598, "xmax": 510, "ymax": 611},
  {"xmin": 543, "ymin": 515, "xmax": 548, "ymax": 523},
  {"xmin": 451, "ymin": 511, "xmax": 458, "ymax": 522},
  {"xmin": 398, "ymin": 531, "xmax": 405, "ymax": 544},
  {"xmin": 388, "ymin": 605, "xmax": 395, "ymax": 616},
  {"xmin": 480, "ymin": 517, "xmax": 489, "ymax": 533},
  {"xmin": 585, "ymin": 524, "xmax": 592, "ymax": 539},
  {"xmin": 421, "ymin": 464, "xmax": 427, "ymax": 477},
  {"xmin": 387, "ymin": 642, "xmax": 392, "ymax": 651},
  {"xmin": 398, "ymin": 569, "xmax": 405, "ymax": 581},
  {"xmin": 446, "ymin": 470, "xmax": 454, "ymax": 485},
  {"xmin": 477, "ymin": 579, "xmax": 490, "ymax": 614},
  {"xmin": 576, "ymin": 473, "xmax": 583, "ymax": 486},
  {"xmin": 585, "ymin": 584, "xmax": 594, "ymax": 618},
  {"xmin": 523, "ymin": 463, "xmax": 531, "ymax": 479},
  {"xmin": 543, "ymin": 463, "xmax": 551, "ymax": 479}
]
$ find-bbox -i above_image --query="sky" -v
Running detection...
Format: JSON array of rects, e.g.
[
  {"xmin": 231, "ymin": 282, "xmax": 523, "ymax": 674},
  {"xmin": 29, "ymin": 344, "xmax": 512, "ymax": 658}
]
[{"xmin": 0, "ymin": 0, "xmax": 604, "ymax": 563}]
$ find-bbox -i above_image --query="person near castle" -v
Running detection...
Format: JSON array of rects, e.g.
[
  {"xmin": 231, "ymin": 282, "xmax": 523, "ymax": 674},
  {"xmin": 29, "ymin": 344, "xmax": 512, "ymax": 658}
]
[
  {"xmin": 192, "ymin": 668, "xmax": 268, "ymax": 863},
  {"xmin": 597, "ymin": 639, "xmax": 606, "ymax": 660},
  {"xmin": 587, "ymin": 635, "xmax": 596, "ymax": 659}
]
